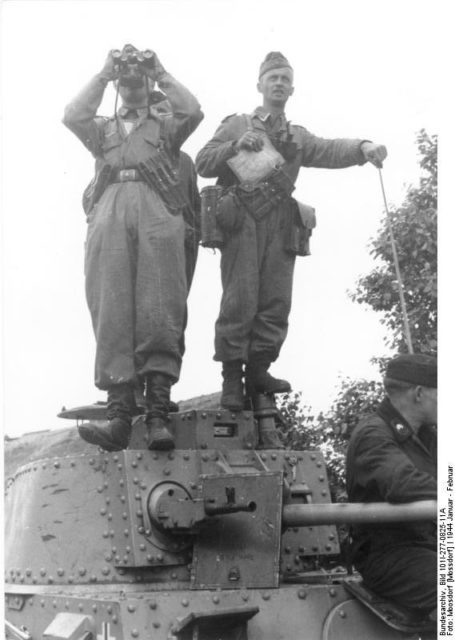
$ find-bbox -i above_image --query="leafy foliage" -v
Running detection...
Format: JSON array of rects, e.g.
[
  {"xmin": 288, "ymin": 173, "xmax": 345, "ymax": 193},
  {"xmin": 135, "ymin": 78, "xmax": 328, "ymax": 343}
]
[{"xmin": 350, "ymin": 130, "xmax": 437, "ymax": 354}]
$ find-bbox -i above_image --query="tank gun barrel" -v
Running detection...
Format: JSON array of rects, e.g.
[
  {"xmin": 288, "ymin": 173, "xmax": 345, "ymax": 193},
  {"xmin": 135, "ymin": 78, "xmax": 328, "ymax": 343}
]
[{"xmin": 282, "ymin": 500, "xmax": 437, "ymax": 527}]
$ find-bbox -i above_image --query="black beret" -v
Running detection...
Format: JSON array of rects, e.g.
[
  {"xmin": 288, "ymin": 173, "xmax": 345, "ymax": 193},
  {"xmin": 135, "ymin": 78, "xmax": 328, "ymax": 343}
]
[
  {"xmin": 259, "ymin": 52, "xmax": 293, "ymax": 78},
  {"xmin": 385, "ymin": 353, "xmax": 437, "ymax": 388}
]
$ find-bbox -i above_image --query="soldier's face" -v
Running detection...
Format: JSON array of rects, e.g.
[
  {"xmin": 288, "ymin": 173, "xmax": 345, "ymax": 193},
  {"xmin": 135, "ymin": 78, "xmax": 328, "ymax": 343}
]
[
  {"xmin": 118, "ymin": 77, "xmax": 155, "ymax": 107},
  {"xmin": 257, "ymin": 67, "xmax": 294, "ymax": 106},
  {"xmin": 419, "ymin": 386, "xmax": 437, "ymax": 426}
]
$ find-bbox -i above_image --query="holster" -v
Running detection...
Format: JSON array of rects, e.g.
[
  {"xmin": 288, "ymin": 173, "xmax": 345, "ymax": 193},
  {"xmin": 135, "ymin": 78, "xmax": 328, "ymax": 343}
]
[
  {"xmin": 138, "ymin": 150, "xmax": 189, "ymax": 215},
  {"xmin": 236, "ymin": 166, "xmax": 295, "ymax": 220},
  {"xmin": 82, "ymin": 163, "xmax": 113, "ymax": 216},
  {"xmin": 284, "ymin": 199, "xmax": 316, "ymax": 257}
]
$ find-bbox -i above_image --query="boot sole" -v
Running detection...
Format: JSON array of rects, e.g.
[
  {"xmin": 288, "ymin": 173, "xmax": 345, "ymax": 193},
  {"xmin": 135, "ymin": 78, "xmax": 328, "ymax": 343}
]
[{"xmin": 78, "ymin": 425, "xmax": 129, "ymax": 452}]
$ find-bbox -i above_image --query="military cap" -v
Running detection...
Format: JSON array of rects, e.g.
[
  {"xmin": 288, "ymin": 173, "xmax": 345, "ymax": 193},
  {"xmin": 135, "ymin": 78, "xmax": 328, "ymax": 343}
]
[
  {"xmin": 385, "ymin": 353, "xmax": 437, "ymax": 388},
  {"xmin": 259, "ymin": 52, "xmax": 293, "ymax": 78}
]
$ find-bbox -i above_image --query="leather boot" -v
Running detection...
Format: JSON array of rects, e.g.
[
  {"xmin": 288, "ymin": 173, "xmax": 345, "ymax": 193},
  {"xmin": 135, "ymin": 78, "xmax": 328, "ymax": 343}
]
[
  {"xmin": 78, "ymin": 384, "xmax": 134, "ymax": 451},
  {"xmin": 145, "ymin": 373, "xmax": 175, "ymax": 450},
  {"xmin": 245, "ymin": 357, "xmax": 291, "ymax": 396},
  {"xmin": 220, "ymin": 360, "xmax": 244, "ymax": 411}
]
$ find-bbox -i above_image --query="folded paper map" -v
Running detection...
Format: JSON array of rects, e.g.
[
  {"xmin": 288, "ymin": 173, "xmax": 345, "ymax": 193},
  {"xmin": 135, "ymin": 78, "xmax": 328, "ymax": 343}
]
[{"xmin": 227, "ymin": 136, "xmax": 285, "ymax": 183}]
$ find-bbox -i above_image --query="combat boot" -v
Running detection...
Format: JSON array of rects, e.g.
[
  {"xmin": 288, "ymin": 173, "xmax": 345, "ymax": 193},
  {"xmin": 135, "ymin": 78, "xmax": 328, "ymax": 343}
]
[
  {"xmin": 245, "ymin": 356, "xmax": 291, "ymax": 397},
  {"xmin": 145, "ymin": 373, "xmax": 175, "ymax": 450},
  {"xmin": 78, "ymin": 383, "xmax": 134, "ymax": 451},
  {"xmin": 220, "ymin": 360, "xmax": 244, "ymax": 411}
]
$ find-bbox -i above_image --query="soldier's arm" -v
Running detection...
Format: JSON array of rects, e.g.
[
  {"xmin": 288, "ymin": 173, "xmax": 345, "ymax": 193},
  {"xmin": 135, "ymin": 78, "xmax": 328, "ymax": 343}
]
[
  {"xmin": 62, "ymin": 54, "xmax": 117, "ymax": 156},
  {"xmin": 195, "ymin": 116, "xmax": 243, "ymax": 178},
  {"xmin": 298, "ymin": 128, "xmax": 370, "ymax": 169},
  {"xmin": 351, "ymin": 425, "xmax": 437, "ymax": 503},
  {"xmin": 149, "ymin": 61, "xmax": 203, "ymax": 151}
]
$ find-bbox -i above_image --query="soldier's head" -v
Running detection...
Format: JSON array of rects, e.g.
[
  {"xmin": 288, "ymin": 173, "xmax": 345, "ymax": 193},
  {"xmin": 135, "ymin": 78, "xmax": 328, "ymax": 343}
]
[
  {"xmin": 257, "ymin": 52, "xmax": 294, "ymax": 108},
  {"xmin": 115, "ymin": 44, "xmax": 155, "ymax": 107},
  {"xmin": 384, "ymin": 353, "xmax": 437, "ymax": 428}
]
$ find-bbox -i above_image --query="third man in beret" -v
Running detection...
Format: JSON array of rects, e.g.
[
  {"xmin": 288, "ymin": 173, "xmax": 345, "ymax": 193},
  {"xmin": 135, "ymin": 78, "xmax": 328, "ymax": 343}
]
[
  {"xmin": 346, "ymin": 353, "xmax": 437, "ymax": 618},
  {"xmin": 196, "ymin": 52, "xmax": 387, "ymax": 445}
]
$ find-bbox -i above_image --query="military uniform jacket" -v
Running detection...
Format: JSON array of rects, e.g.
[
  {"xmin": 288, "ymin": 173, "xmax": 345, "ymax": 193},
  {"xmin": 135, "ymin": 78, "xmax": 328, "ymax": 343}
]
[
  {"xmin": 346, "ymin": 397, "xmax": 437, "ymax": 561},
  {"xmin": 195, "ymin": 106, "xmax": 367, "ymax": 185}
]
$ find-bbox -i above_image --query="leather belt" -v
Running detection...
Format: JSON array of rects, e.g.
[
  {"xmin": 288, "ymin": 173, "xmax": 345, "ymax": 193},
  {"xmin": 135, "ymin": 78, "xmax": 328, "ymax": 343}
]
[{"xmin": 112, "ymin": 168, "xmax": 143, "ymax": 182}]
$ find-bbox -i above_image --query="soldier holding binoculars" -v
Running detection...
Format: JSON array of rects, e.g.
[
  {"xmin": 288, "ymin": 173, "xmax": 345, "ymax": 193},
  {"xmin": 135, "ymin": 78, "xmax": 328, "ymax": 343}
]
[{"xmin": 63, "ymin": 45, "xmax": 203, "ymax": 452}]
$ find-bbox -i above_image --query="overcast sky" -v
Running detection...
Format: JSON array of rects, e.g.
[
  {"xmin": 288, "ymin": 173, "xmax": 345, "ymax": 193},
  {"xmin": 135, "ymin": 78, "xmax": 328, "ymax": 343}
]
[{"xmin": 1, "ymin": 0, "xmax": 452, "ymax": 439}]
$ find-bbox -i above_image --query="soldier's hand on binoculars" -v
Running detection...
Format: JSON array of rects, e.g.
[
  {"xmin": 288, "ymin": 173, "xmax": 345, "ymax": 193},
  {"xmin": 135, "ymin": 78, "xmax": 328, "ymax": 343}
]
[
  {"xmin": 236, "ymin": 130, "xmax": 264, "ymax": 152},
  {"xmin": 100, "ymin": 51, "xmax": 120, "ymax": 81},
  {"xmin": 361, "ymin": 142, "xmax": 388, "ymax": 169},
  {"xmin": 141, "ymin": 51, "xmax": 165, "ymax": 79}
]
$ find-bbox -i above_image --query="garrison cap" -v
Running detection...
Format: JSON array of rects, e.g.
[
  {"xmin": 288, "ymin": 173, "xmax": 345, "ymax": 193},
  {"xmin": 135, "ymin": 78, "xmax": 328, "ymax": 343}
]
[
  {"xmin": 259, "ymin": 52, "xmax": 293, "ymax": 78},
  {"xmin": 385, "ymin": 353, "xmax": 437, "ymax": 388}
]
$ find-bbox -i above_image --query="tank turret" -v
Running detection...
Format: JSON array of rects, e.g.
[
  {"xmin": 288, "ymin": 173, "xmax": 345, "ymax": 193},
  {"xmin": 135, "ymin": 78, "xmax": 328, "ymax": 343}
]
[{"xmin": 5, "ymin": 401, "xmax": 436, "ymax": 639}]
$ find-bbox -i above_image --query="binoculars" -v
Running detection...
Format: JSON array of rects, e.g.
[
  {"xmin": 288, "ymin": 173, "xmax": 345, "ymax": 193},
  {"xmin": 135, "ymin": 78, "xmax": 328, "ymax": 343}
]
[
  {"xmin": 111, "ymin": 49, "xmax": 155, "ymax": 68},
  {"xmin": 111, "ymin": 49, "xmax": 155, "ymax": 88}
]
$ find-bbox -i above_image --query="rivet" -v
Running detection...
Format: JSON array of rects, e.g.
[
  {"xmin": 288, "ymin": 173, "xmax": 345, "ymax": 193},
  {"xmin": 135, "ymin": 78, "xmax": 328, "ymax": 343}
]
[
  {"xmin": 164, "ymin": 469, "xmax": 171, "ymax": 476},
  {"xmin": 202, "ymin": 454, "xmax": 209, "ymax": 462},
  {"xmin": 147, "ymin": 554, "xmax": 154, "ymax": 562},
  {"xmin": 105, "ymin": 553, "xmax": 112, "ymax": 562},
  {"xmin": 65, "ymin": 601, "xmax": 69, "ymax": 609},
  {"xmin": 190, "ymin": 483, "xmax": 197, "ymax": 490},
  {"xmin": 286, "ymin": 564, "xmax": 292, "ymax": 571},
  {"xmin": 201, "ymin": 443, "xmax": 208, "ymax": 449},
  {"xmin": 136, "ymin": 452, "xmax": 143, "ymax": 460},
  {"xmin": 149, "ymin": 600, "xmax": 157, "ymax": 610},
  {"xmin": 262, "ymin": 592, "xmax": 271, "ymax": 600},
  {"xmin": 112, "ymin": 615, "xmax": 118, "ymax": 623},
  {"xmin": 294, "ymin": 556, "xmax": 300, "ymax": 564},
  {"xmin": 202, "ymin": 412, "xmax": 207, "ymax": 418},
  {"xmin": 152, "ymin": 453, "xmax": 159, "ymax": 460},
  {"xmin": 70, "ymin": 461, "xmax": 76, "ymax": 467},
  {"xmin": 284, "ymin": 454, "xmax": 290, "ymax": 461},
  {"xmin": 110, "ymin": 530, "xmax": 115, "ymax": 537},
  {"xmin": 108, "ymin": 513, "xmax": 113, "ymax": 520},
  {"xmin": 120, "ymin": 496, "xmax": 126, "ymax": 503},
  {"xmin": 171, "ymin": 572, "xmax": 177, "ymax": 580},
  {"xmin": 68, "ymin": 577, "xmax": 74, "ymax": 584},
  {"xmin": 131, "ymin": 631, "xmax": 139, "ymax": 638},
  {"xmin": 102, "ymin": 567, "xmax": 110, "ymax": 576},
  {"xmin": 153, "ymin": 622, "xmax": 161, "ymax": 629},
  {"xmin": 115, "ymin": 555, "xmax": 121, "ymax": 563},
  {"xmin": 40, "ymin": 568, "xmax": 46, "ymax": 577},
  {"xmin": 136, "ymin": 510, "xmax": 143, "ymax": 518},
  {"xmin": 113, "ymin": 455, "xmax": 119, "ymax": 462},
  {"xmin": 78, "ymin": 603, "xmax": 84, "ymax": 611},
  {"xmin": 122, "ymin": 513, "xmax": 128, "ymax": 520},
  {"xmin": 321, "ymin": 490, "xmax": 327, "ymax": 497},
  {"xmin": 117, "ymin": 465, "xmax": 123, "ymax": 471},
  {"xmin": 97, "ymin": 486, "xmax": 104, "ymax": 493},
  {"xmin": 127, "ymin": 604, "xmax": 136, "ymax": 613},
  {"xmin": 284, "ymin": 546, "xmax": 291, "ymax": 553},
  {"xmin": 26, "ymin": 569, "xmax": 32, "ymax": 577},
  {"xmin": 246, "ymin": 443, "xmax": 253, "ymax": 449},
  {"xmin": 326, "ymin": 544, "xmax": 332, "ymax": 551},
  {"xmin": 260, "ymin": 454, "xmax": 267, "ymax": 461},
  {"xmin": 107, "ymin": 606, "xmax": 113, "ymax": 614},
  {"xmin": 57, "ymin": 568, "xmax": 64, "ymax": 576},
  {"xmin": 293, "ymin": 527, "xmax": 299, "ymax": 533},
  {"xmin": 157, "ymin": 554, "xmax": 163, "ymax": 562},
  {"xmin": 168, "ymin": 452, "xmax": 175, "ymax": 460},
  {"xmin": 319, "ymin": 476, "xmax": 325, "ymax": 482},
  {"xmin": 242, "ymin": 593, "xmax": 249, "ymax": 601},
  {"xmin": 41, "ymin": 599, "xmax": 45, "ymax": 607},
  {"xmin": 145, "ymin": 529, "xmax": 151, "ymax": 536},
  {"xmin": 54, "ymin": 461, "xmax": 60, "ymax": 468},
  {"xmin": 105, "ymin": 497, "xmax": 111, "ymax": 505},
  {"xmin": 213, "ymin": 595, "xmax": 220, "ymax": 604},
  {"xmin": 79, "ymin": 568, "xmax": 87, "ymax": 576},
  {"xmin": 312, "ymin": 546, "xmax": 318, "ymax": 552},
  {"xmin": 329, "ymin": 588, "xmax": 336, "ymax": 597},
  {"xmin": 310, "ymin": 454, "xmax": 316, "ymax": 461},
  {"xmin": 317, "ymin": 461, "xmax": 322, "ymax": 467},
  {"xmin": 183, "ymin": 453, "xmax": 190, "ymax": 461},
  {"xmin": 90, "ymin": 575, "xmax": 97, "ymax": 582},
  {"xmin": 52, "ymin": 600, "xmax": 57, "ymax": 608},
  {"xmin": 182, "ymin": 598, "xmax": 189, "ymax": 607},
  {"xmin": 299, "ymin": 545, "xmax": 305, "ymax": 552},
  {"xmin": 100, "ymin": 508, "xmax": 107, "ymax": 515},
  {"xmin": 117, "ymin": 569, "xmax": 125, "ymax": 575},
  {"xmin": 132, "ymin": 461, "xmax": 138, "ymax": 468},
  {"xmin": 329, "ymin": 534, "xmax": 335, "ymax": 541},
  {"xmin": 298, "ymin": 589, "xmax": 307, "ymax": 600},
  {"xmin": 339, "ymin": 610, "xmax": 346, "ymax": 618},
  {"xmin": 103, "ymin": 482, "xmax": 108, "ymax": 488},
  {"xmin": 135, "ymin": 493, "xmax": 141, "ymax": 500},
  {"xmin": 140, "ymin": 483, "xmax": 147, "ymax": 490},
  {"xmin": 123, "ymin": 556, "xmax": 128, "ymax": 563},
  {"xmin": 103, "ymin": 531, "xmax": 109, "ymax": 539},
  {"xmin": 216, "ymin": 413, "xmax": 221, "ymax": 419},
  {"xmin": 133, "ymin": 477, "xmax": 139, "ymax": 484},
  {"xmin": 92, "ymin": 604, "xmax": 98, "ymax": 612},
  {"xmin": 89, "ymin": 459, "xmax": 95, "ymax": 465},
  {"xmin": 124, "ymin": 530, "xmax": 129, "ymax": 537},
  {"xmin": 119, "ymin": 479, "xmax": 125, "ymax": 487}
]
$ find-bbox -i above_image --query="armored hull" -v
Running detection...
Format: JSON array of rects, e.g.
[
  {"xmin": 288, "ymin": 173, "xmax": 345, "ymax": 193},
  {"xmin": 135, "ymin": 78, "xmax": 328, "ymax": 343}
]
[{"xmin": 5, "ymin": 408, "xmax": 433, "ymax": 639}]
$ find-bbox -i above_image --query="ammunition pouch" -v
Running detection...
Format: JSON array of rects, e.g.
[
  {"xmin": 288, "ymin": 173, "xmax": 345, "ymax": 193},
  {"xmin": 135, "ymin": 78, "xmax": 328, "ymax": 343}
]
[
  {"xmin": 236, "ymin": 167, "xmax": 295, "ymax": 220},
  {"xmin": 284, "ymin": 199, "xmax": 316, "ymax": 257},
  {"xmin": 138, "ymin": 150, "xmax": 189, "ymax": 215},
  {"xmin": 82, "ymin": 163, "xmax": 113, "ymax": 216}
]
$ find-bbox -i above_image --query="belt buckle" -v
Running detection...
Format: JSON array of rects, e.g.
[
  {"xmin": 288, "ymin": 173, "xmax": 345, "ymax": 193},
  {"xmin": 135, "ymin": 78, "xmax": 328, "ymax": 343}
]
[{"xmin": 120, "ymin": 169, "xmax": 136, "ymax": 182}]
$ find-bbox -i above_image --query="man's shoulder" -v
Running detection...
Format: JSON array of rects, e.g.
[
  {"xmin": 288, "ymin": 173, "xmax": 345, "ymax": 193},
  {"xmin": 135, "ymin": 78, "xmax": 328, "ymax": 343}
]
[
  {"xmin": 220, "ymin": 113, "xmax": 245, "ymax": 124},
  {"xmin": 349, "ymin": 411, "xmax": 389, "ymax": 447}
]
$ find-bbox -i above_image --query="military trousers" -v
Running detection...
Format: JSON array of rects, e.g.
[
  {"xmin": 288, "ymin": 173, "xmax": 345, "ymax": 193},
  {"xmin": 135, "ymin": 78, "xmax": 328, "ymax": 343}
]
[
  {"xmin": 214, "ymin": 205, "xmax": 295, "ymax": 363},
  {"xmin": 85, "ymin": 181, "xmax": 187, "ymax": 390},
  {"xmin": 356, "ymin": 544, "xmax": 437, "ymax": 613}
]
